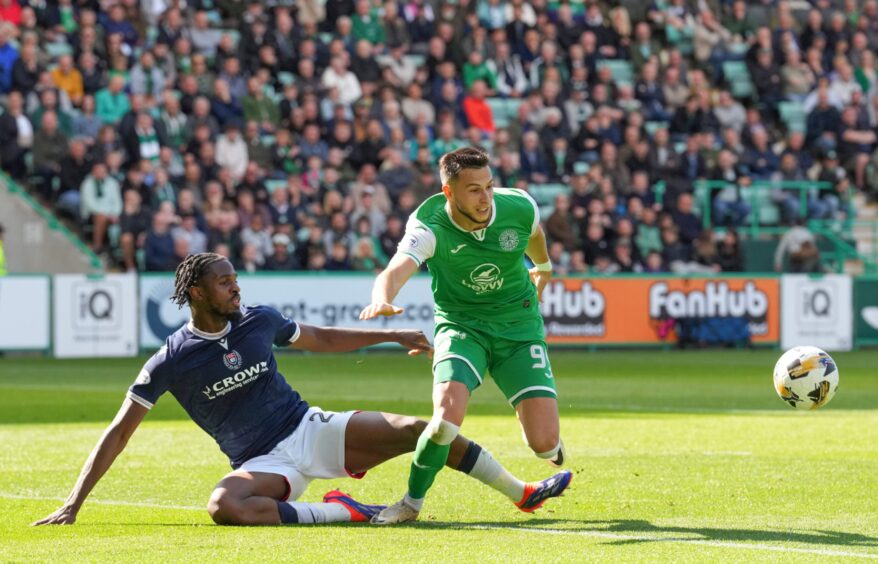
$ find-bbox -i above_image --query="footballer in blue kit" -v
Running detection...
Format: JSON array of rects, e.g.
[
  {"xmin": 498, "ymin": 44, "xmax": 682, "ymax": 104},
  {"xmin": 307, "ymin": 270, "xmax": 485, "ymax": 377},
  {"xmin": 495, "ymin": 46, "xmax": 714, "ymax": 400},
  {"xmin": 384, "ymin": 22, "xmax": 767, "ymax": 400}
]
[{"xmin": 34, "ymin": 253, "xmax": 571, "ymax": 527}]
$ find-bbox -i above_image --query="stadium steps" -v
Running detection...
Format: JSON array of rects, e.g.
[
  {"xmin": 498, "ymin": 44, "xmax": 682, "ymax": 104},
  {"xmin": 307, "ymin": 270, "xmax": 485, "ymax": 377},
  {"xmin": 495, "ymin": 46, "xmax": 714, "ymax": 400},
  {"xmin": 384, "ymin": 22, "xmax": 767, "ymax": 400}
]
[{"xmin": 0, "ymin": 173, "xmax": 103, "ymax": 274}]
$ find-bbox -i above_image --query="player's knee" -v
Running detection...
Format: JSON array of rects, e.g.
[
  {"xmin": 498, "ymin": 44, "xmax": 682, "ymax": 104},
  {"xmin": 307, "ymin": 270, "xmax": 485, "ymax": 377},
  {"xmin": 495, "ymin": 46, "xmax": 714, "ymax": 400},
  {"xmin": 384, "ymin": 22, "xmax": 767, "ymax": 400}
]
[
  {"xmin": 425, "ymin": 417, "xmax": 460, "ymax": 446},
  {"xmin": 527, "ymin": 432, "xmax": 561, "ymax": 456},
  {"xmin": 388, "ymin": 414, "xmax": 426, "ymax": 447},
  {"xmin": 207, "ymin": 489, "xmax": 245, "ymax": 525}
]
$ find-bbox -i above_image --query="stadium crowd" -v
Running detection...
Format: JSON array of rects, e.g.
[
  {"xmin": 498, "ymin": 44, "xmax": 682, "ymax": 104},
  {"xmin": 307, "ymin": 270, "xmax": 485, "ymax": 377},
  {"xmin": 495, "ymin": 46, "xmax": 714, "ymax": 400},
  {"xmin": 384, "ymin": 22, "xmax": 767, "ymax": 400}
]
[{"xmin": 0, "ymin": 0, "xmax": 872, "ymax": 274}]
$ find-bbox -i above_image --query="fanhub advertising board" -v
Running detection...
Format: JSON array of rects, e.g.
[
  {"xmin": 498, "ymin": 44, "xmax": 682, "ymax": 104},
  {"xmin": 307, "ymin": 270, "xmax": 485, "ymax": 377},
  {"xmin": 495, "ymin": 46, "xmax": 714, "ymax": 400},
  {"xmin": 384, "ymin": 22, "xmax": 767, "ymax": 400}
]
[{"xmin": 540, "ymin": 277, "xmax": 780, "ymax": 344}]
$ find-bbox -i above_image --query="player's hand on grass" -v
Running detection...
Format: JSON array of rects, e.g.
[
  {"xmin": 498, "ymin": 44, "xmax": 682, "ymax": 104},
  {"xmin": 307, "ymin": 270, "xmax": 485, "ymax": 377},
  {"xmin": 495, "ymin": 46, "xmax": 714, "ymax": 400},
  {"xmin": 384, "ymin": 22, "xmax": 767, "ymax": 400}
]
[
  {"xmin": 396, "ymin": 330, "xmax": 433, "ymax": 358},
  {"xmin": 359, "ymin": 303, "xmax": 404, "ymax": 320},
  {"xmin": 529, "ymin": 268, "xmax": 552, "ymax": 302},
  {"xmin": 32, "ymin": 505, "xmax": 77, "ymax": 526}
]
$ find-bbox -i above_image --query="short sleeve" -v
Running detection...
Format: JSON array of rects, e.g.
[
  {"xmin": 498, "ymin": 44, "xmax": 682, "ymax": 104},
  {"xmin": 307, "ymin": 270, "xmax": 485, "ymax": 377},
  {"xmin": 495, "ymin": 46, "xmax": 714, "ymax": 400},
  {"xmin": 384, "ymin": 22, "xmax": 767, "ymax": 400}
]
[
  {"xmin": 397, "ymin": 218, "xmax": 436, "ymax": 266},
  {"xmin": 127, "ymin": 345, "xmax": 174, "ymax": 409},
  {"xmin": 520, "ymin": 189, "xmax": 541, "ymax": 236},
  {"xmin": 253, "ymin": 305, "xmax": 300, "ymax": 346}
]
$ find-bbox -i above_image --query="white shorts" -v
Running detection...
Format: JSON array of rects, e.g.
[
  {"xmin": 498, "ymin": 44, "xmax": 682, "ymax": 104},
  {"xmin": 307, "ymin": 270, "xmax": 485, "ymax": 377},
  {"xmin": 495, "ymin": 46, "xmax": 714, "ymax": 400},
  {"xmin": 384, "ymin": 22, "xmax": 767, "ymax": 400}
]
[{"xmin": 236, "ymin": 407, "xmax": 362, "ymax": 501}]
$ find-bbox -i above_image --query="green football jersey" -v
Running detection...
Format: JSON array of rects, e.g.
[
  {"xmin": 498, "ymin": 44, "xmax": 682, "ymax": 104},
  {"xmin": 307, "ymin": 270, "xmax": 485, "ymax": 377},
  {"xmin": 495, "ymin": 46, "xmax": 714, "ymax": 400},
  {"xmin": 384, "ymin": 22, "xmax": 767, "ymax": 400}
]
[{"xmin": 397, "ymin": 187, "xmax": 543, "ymax": 325}]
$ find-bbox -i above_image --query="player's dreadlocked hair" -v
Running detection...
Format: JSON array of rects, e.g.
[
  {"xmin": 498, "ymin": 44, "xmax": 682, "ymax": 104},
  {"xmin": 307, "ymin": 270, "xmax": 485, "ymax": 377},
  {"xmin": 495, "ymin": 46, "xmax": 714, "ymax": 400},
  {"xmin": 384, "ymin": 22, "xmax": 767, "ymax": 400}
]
[
  {"xmin": 171, "ymin": 253, "xmax": 226, "ymax": 308},
  {"xmin": 439, "ymin": 147, "xmax": 490, "ymax": 186}
]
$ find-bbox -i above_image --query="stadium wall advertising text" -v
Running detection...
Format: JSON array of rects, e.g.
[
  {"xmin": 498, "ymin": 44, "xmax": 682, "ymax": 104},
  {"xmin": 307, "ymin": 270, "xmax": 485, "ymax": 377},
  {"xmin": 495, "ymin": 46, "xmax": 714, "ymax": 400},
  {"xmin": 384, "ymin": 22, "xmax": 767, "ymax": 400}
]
[
  {"xmin": 0, "ymin": 275, "xmax": 50, "ymax": 350},
  {"xmin": 781, "ymin": 274, "xmax": 853, "ymax": 351},
  {"xmin": 540, "ymin": 277, "xmax": 780, "ymax": 344},
  {"xmin": 54, "ymin": 274, "xmax": 139, "ymax": 358},
  {"xmin": 139, "ymin": 274, "xmax": 435, "ymax": 348}
]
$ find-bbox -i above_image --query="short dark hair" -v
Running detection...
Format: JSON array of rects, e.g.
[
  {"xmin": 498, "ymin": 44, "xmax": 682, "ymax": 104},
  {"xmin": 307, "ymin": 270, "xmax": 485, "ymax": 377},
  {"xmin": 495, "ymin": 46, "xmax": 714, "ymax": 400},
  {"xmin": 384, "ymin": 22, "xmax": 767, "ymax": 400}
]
[
  {"xmin": 439, "ymin": 147, "xmax": 490, "ymax": 185},
  {"xmin": 171, "ymin": 252, "xmax": 227, "ymax": 308}
]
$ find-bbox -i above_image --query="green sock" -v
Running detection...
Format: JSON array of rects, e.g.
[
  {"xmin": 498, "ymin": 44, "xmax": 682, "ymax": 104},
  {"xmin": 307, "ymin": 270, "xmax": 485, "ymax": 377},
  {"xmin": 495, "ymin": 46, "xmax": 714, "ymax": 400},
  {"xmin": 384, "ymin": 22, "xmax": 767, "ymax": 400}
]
[{"xmin": 407, "ymin": 430, "xmax": 452, "ymax": 500}]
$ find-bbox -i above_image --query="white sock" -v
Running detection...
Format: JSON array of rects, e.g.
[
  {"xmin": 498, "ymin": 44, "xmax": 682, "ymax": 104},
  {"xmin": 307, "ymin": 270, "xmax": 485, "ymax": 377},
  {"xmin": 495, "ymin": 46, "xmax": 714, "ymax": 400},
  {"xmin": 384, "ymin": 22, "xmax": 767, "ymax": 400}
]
[
  {"xmin": 536, "ymin": 439, "xmax": 566, "ymax": 467},
  {"xmin": 282, "ymin": 502, "xmax": 351, "ymax": 524},
  {"xmin": 469, "ymin": 449, "xmax": 526, "ymax": 501},
  {"xmin": 403, "ymin": 493, "xmax": 424, "ymax": 511}
]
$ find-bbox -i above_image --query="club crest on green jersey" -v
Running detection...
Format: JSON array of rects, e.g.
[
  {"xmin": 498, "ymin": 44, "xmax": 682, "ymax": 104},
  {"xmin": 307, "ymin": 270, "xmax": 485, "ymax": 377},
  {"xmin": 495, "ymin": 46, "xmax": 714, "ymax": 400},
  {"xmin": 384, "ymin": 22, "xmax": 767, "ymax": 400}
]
[
  {"xmin": 499, "ymin": 229, "xmax": 518, "ymax": 251},
  {"xmin": 462, "ymin": 263, "xmax": 505, "ymax": 294}
]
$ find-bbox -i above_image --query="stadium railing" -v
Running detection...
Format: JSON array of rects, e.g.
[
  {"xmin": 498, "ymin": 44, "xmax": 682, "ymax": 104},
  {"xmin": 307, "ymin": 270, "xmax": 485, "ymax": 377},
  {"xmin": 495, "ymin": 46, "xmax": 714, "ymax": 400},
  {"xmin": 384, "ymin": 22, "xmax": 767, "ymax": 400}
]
[{"xmin": 692, "ymin": 180, "xmax": 843, "ymax": 234}]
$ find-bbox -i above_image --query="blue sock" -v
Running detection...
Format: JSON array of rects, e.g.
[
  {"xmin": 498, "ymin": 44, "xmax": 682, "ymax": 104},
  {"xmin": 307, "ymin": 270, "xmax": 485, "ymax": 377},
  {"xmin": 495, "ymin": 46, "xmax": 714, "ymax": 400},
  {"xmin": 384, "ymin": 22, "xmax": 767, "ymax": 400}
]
[{"xmin": 277, "ymin": 501, "xmax": 299, "ymax": 524}]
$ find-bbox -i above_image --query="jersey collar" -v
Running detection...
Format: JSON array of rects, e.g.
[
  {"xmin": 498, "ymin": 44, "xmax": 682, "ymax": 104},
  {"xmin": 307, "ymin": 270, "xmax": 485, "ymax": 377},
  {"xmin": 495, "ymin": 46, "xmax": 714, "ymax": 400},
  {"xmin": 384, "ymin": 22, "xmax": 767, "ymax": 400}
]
[
  {"xmin": 187, "ymin": 320, "xmax": 232, "ymax": 340},
  {"xmin": 444, "ymin": 201, "xmax": 496, "ymax": 241}
]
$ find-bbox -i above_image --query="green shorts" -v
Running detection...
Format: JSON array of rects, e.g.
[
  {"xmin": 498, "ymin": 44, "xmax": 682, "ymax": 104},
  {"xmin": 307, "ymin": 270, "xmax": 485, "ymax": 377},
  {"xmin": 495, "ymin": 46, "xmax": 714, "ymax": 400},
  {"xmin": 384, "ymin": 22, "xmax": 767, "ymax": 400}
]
[{"xmin": 431, "ymin": 315, "xmax": 557, "ymax": 406}]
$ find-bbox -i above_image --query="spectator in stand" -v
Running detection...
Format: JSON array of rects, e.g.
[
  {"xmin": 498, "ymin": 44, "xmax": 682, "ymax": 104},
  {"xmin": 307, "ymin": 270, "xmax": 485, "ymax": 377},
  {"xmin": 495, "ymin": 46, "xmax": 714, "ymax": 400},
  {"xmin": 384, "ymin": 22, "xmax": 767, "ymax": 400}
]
[
  {"xmin": 751, "ymin": 48, "xmax": 783, "ymax": 109},
  {"xmin": 462, "ymin": 80, "xmax": 495, "ymax": 138},
  {"xmin": 774, "ymin": 218, "xmax": 822, "ymax": 273},
  {"xmin": 519, "ymin": 130, "xmax": 550, "ymax": 183},
  {"xmin": 671, "ymin": 192, "xmax": 702, "ymax": 246},
  {"xmin": 378, "ymin": 214, "xmax": 404, "ymax": 260},
  {"xmin": 215, "ymin": 121, "xmax": 248, "ymax": 182},
  {"xmin": 837, "ymin": 105, "xmax": 876, "ymax": 189},
  {"xmin": 171, "ymin": 212, "xmax": 208, "ymax": 257},
  {"xmin": 57, "ymin": 138, "xmax": 91, "ymax": 215},
  {"xmin": 781, "ymin": 49, "xmax": 817, "ymax": 103},
  {"xmin": 709, "ymin": 148, "xmax": 751, "ymax": 227},
  {"xmin": 545, "ymin": 193, "xmax": 577, "ymax": 252},
  {"xmin": 612, "ymin": 239, "xmax": 643, "ymax": 273},
  {"xmin": 118, "ymin": 190, "xmax": 151, "ymax": 272},
  {"xmin": 95, "ymin": 75, "xmax": 130, "ymax": 126},
  {"xmin": 264, "ymin": 233, "xmax": 300, "ymax": 271},
  {"xmin": 242, "ymin": 76, "xmax": 279, "ymax": 133},
  {"xmin": 717, "ymin": 228, "xmax": 744, "ymax": 272},
  {"xmin": 79, "ymin": 162, "xmax": 122, "ymax": 254},
  {"xmin": 31, "ymin": 111, "xmax": 68, "ymax": 201},
  {"xmin": 806, "ymin": 86, "xmax": 842, "ymax": 148},
  {"xmin": 9, "ymin": 40, "xmax": 38, "ymax": 96},
  {"xmin": 322, "ymin": 55, "xmax": 363, "ymax": 107}
]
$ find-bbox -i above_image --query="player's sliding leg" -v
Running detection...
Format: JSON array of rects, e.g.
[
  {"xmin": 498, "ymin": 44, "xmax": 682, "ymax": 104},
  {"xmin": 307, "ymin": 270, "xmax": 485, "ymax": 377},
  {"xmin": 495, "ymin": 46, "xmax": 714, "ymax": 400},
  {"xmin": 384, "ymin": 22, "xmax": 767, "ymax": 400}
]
[
  {"xmin": 207, "ymin": 472, "xmax": 384, "ymax": 525},
  {"xmin": 344, "ymin": 411, "xmax": 528, "ymax": 505},
  {"xmin": 516, "ymin": 396, "xmax": 567, "ymax": 467}
]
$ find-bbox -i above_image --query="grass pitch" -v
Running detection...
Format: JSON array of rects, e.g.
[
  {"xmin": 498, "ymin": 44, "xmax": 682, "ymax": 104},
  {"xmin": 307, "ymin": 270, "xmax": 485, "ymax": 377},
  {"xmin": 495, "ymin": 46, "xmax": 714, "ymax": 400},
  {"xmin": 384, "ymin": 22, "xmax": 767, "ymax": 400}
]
[{"xmin": 2, "ymin": 350, "xmax": 878, "ymax": 562}]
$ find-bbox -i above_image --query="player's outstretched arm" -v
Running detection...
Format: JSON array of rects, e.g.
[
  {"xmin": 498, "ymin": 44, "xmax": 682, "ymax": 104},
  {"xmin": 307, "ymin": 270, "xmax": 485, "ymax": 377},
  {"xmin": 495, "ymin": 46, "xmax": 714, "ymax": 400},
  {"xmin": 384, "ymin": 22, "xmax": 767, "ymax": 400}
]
[
  {"xmin": 32, "ymin": 398, "xmax": 148, "ymax": 526},
  {"xmin": 292, "ymin": 323, "xmax": 433, "ymax": 357},
  {"xmin": 525, "ymin": 225, "xmax": 552, "ymax": 302},
  {"xmin": 359, "ymin": 254, "xmax": 420, "ymax": 320}
]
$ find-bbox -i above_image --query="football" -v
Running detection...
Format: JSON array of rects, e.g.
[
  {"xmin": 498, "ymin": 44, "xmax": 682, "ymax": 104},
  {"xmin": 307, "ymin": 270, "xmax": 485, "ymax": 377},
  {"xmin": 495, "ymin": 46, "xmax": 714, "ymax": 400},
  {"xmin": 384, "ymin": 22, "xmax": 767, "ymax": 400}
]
[{"xmin": 773, "ymin": 346, "xmax": 839, "ymax": 410}]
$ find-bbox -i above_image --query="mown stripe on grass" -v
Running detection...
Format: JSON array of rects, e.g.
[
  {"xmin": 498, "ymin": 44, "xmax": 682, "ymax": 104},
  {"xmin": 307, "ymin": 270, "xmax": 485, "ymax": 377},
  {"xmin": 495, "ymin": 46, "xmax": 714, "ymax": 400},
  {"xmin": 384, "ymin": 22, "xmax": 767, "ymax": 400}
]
[{"xmin": 6, "ymin": 493, "xmax": 877, "ymax": 559}]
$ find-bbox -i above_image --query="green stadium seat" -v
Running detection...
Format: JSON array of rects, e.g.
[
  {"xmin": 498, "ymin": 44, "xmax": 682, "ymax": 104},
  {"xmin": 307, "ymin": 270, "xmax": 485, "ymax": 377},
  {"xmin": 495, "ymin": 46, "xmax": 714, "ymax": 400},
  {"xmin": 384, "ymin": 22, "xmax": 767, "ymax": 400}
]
[
  {"xmin": 528, "ymin": 183, "xmax": 569, "ymax": 207},
  {"xmin": 221, "ymin": 29, "xmax": 241, "ymax": 47},
  {"xmin": 597, "ymin": 59, "xmax": 634, "ymax": 84},
  {"xmin": 722, "ymin": 61, "xmax": 753, "ymax": 99},
  {"xmin": 486, "ymin": 97, "xmax": 509, "ymax": 128},
  {"xmin": 44, "ymin": 42, "xmax": 73, "ymax": 58},
  {"xmin": 265, "ymin": 179, "xmax": 287, "ymax": 193},
  {"xmin": 404, "ymin": 54, "xmax": 426, "ymax": 68},
  {"xmin": 645, "ymin": 121, "xmax": 668, "ymax": 138},
  {"xmin": 277, "ymin": 72, "xmax": 296, "ymax": 86},
  {"xmin": 779, "ymin": 101, "xmax": 807, "ymax": 132}
]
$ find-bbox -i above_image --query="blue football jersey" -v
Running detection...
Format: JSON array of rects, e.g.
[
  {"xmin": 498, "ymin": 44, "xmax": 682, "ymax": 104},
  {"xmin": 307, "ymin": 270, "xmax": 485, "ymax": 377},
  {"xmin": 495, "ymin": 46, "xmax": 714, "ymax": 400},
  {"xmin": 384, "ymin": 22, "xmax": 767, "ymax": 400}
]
[{"xmin": 128, "ymin": 305, "xmax": 310, "ymax": 468}]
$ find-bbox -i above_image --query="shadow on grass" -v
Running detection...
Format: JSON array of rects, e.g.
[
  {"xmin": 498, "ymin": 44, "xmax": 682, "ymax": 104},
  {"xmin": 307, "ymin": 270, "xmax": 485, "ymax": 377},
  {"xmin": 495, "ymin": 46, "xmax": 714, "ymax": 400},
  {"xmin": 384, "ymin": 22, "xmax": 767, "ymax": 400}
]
[{"xmin": 408, "ymin": 519, "xmax": 878, "ymax": 549}]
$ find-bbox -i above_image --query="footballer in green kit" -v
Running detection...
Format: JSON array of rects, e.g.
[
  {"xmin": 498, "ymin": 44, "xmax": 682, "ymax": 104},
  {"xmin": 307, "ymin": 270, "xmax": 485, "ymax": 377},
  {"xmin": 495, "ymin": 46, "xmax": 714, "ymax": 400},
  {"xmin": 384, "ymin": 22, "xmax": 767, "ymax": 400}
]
[{"xmin": 360, "ymin": 147, "xmax": 572, "ymax": 524}]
